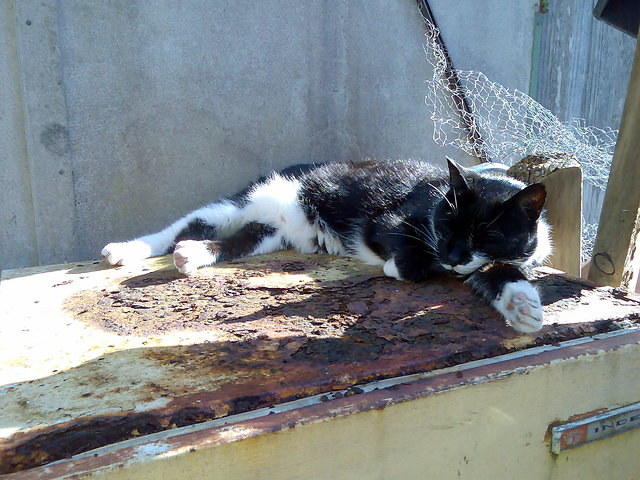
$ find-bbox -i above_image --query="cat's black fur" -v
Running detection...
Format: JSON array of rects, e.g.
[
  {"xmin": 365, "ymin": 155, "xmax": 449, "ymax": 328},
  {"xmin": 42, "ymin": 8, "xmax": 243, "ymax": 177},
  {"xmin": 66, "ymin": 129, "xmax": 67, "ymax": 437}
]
[
  {"xmin": 102, "ymin": 159, "xmax": 550, "ymax": 332},
  {"xmin": 298, "ymin": 160, "xmax": 546, "ymax": 282}
]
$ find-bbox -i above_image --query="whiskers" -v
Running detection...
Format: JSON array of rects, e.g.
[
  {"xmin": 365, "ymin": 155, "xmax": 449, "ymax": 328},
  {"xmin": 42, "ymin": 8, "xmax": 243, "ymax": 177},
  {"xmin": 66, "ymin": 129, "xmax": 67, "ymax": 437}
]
[
  {"xmin": 500, "ymin": 256, "xmax": 531, "ymax": 267},
  {"xmin": 386, "ymin": 218, "xmax": 441, "ymax": 258}
]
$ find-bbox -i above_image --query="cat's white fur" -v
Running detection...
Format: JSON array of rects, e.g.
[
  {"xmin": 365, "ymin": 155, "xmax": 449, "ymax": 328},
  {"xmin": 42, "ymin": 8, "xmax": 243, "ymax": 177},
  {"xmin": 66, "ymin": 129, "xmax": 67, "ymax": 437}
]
[
  {"xmin": 316, "ymin": 221, "xmax": 347, "ymax": 256},
  {"xmin": 172, "ymin": 232, "xmax": 288, "ymax": 275},
  {"xmin": 243, "ymin": 175, "xmax": 317, "ymax": 254},
  {"xmin": 492, "ymin": 280, "xmax": 543, "ymax": 333},
  {"xmin": 350, "ymin": 236, "xmax": 385, "ymax": 266},
  {"xmin": 250, "ymin": 233, "xmax": 285, "ymax": 256},
  {"xmin": 528, "ymin": 220, "xmax": 552, "ymax": 266},
  {"xmin": 102, "ymin": 201, "xmax": 242, "ymax": 265},
  {"xmin": 383, "ymin": 257, "xmax": 402, "ymax": 280}
]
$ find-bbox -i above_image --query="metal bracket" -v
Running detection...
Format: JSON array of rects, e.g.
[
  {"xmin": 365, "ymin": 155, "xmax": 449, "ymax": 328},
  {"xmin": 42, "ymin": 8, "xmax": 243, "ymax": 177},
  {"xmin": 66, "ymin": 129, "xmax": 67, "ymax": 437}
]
[{"xmin": 551, "ymin": 402, "xmax": 640, "ymax": 454}]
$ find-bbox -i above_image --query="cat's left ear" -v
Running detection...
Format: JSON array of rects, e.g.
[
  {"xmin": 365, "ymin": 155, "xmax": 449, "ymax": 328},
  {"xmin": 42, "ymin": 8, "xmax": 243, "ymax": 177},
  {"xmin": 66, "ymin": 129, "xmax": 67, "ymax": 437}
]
[
  {"xmin": 507, "ymin": 183, "xmax": 546, "ymax": 221},
  {"xmin": 446, "ymin": 157, "xmax": 469, "ymax": 192}
]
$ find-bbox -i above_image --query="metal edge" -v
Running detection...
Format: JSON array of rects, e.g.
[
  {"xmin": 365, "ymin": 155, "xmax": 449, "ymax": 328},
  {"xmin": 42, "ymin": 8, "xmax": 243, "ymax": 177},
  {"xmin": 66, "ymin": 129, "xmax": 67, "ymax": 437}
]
[{"xmin": 62, "ymin": 327, "xmax": 640, "ymax": 460}]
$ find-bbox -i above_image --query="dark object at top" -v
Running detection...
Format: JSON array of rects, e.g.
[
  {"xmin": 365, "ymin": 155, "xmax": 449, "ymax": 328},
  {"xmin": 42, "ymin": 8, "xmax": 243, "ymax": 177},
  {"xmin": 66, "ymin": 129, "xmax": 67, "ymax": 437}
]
[{"xmin": 594, "ymin": 0, "xmax": 640, "ymax": 37}]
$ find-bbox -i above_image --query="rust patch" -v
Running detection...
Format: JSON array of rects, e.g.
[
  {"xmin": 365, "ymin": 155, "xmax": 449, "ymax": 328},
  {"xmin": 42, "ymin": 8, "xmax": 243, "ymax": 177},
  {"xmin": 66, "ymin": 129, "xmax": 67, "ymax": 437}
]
[
  {"xmin": 64, "ymin": 256, "xmax": 381, "ymax": 337},
  {"xmin": 5, "ymin": 258, "xmax": 640, "ymax": 473},
  {"xmin": 1, "ymin": 413, "xmax": 164, "ymax": 474},
  {"xmin": 9, "ymin": 331, "xmax": 640, "ymax": 480}
]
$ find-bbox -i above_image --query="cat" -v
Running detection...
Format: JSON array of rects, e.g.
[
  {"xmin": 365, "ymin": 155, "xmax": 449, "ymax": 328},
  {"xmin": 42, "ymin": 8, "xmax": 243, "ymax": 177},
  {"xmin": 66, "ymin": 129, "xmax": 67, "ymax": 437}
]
[{"xmin": 102, "ymin": 159, "xmax": 551, "ymax": 333}]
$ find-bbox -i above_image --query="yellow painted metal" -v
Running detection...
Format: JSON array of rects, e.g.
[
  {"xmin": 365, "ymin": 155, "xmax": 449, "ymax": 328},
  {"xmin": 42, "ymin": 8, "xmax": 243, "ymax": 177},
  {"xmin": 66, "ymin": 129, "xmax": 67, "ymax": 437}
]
[{"xmin": 78, "ymin": 343, "xmax": 640, "ymax": 480}]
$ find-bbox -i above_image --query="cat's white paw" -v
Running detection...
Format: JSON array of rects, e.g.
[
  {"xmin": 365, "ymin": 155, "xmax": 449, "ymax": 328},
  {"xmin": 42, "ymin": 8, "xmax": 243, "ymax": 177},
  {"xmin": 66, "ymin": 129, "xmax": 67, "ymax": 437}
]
[
  {"xmin": 493, "ymin": 280, "xmax": 544, "ymax": 333},
  {"xmin": 101, "ymin": 241, "xmax": 151, "ymax": 266},
  {"xmin": 173, "ymin": 240, "xmax": 218, "ymax": 275}
]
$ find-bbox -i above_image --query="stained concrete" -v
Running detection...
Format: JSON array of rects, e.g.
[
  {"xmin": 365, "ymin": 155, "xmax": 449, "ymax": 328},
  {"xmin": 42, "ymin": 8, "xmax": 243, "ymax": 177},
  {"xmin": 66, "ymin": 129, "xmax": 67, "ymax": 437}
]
[
  {"xmin": 2, "ymin": 0, "xmax": 537, "ymax": 268},
  {"xmin": 0, "ymin": 1, "xmax": 37, "ymax": 268},
  {"xmin": 14, "ymin": 0, "xmax": 77, "ymax": 266}
]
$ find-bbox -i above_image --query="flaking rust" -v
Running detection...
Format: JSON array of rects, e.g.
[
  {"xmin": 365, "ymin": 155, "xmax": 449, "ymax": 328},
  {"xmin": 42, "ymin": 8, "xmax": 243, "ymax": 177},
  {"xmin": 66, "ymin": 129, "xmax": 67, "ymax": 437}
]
[{"xmin": 2, "ymin": 253, "xmax": 640, "ymax": 473}]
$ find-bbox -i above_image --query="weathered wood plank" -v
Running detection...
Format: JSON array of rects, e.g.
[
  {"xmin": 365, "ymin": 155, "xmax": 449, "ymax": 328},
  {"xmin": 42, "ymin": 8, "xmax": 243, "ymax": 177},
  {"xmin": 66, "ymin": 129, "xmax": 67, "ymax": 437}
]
[
  {"xmin": 582, "ymin": 18, "xmax": 635, "ymax": 133},
  {"xmin": 589, "ymin": 37, "xmax": 640, "ymax": 288},
  {"xmin": 532, "ymin": 2, "xmax": 635, "ymax": 231},
  {"xmin": 533, "ymin": 2, "xmax": 593, "ymax": 123},
  {"xmin": 541, "ymin": 167, "xmax": 582, "ymax": 276}
]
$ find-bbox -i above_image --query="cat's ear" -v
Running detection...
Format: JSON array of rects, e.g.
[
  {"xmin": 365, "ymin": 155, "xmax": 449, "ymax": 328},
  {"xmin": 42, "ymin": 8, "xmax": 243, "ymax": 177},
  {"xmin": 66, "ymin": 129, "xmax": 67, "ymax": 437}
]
[
  {"xmin": 507, "ymin": 183, "xmax": 546, "ymax": 221},
  {"xmin": 446, "ymin": 157, "xmax": 469, "ymax": 192}
]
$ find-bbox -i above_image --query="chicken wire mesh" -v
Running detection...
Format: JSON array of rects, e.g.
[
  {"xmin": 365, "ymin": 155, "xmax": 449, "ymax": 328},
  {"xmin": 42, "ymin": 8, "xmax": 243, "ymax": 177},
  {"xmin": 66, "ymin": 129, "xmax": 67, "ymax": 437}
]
[{"xmin": 421, "ymin": 14, "xmax": 618, "ymax": 264}]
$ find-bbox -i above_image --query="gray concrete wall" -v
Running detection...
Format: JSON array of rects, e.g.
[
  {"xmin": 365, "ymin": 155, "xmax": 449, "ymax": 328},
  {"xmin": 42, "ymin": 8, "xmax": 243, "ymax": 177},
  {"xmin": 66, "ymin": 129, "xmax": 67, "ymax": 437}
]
[
  {"xmin": 429, "ymin": 0, "xmax": 536, "ymax": 93},
  {"xmin": 1, "ymin": 0, "xmax": 537, "ymax": 269},
  {"xmin": 0, "ymin": 1, "xmax": 38, "ymax": 268}
]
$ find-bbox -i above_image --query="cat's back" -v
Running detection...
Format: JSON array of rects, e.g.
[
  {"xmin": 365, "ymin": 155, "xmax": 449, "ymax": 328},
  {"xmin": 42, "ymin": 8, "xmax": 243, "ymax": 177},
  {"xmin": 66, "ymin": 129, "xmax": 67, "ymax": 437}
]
[
  {"xmin": 297, "ymin": 160, "xmax": 445, "ymax": 225},
  {"xmin": 301, "ymin": 160, "xmax": 443, "ymax": 196}
]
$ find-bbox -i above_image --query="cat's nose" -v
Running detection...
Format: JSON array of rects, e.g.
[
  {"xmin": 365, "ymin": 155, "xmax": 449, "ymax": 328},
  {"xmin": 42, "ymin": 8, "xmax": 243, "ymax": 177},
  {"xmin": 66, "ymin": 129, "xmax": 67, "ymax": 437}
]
[{"xmin": 447, "ymin": 244, "xmax": 469, "ymax": 266}]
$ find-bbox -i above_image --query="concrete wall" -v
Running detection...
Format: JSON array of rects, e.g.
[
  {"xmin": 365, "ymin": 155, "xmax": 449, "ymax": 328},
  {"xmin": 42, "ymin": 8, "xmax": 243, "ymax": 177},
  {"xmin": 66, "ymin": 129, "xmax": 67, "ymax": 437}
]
[
  {"xmin": 0, "ymin": 1, "xmax": 38, "ymax": 268},
  {"xmin": 1, "ymin": 0, "xmax": 537, "ymax": 269}
]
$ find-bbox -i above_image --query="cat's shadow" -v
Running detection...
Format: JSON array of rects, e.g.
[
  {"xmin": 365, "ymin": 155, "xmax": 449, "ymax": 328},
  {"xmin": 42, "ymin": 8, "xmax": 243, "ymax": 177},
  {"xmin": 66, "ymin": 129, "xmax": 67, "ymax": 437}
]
[
  {"xmin": 90, "ymin": 260, "xmax": 615, "ymax": 347},
  {"xmin": 106, "ymin": 258, "xmax": 500, "ymax": 337},
  {"xmin": 118, "ymin": 260, "xmax": 594, "ymax": 308}
]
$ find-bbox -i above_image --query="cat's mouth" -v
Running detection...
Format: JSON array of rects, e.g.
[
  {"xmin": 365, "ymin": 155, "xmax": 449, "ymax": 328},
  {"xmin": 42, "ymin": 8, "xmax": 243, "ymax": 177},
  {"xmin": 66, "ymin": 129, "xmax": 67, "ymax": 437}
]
[{"xmin": 440, "ymin": 264, "xmax": 466, "ymax": 278}]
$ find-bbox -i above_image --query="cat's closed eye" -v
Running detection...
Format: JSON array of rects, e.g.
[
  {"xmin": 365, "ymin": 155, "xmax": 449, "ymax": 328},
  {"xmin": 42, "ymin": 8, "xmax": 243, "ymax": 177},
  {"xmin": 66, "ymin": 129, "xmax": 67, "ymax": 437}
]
[{"xmin": 484, "ymin": 230, "xmax": 505, "ymax": 242}]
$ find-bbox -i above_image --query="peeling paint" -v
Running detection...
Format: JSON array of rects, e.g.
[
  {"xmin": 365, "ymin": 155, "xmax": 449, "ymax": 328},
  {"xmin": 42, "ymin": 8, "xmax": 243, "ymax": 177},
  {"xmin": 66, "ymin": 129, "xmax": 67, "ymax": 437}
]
[{"xmin": 131, "ymin": 442, "xmax": 170, "ymax": 460}]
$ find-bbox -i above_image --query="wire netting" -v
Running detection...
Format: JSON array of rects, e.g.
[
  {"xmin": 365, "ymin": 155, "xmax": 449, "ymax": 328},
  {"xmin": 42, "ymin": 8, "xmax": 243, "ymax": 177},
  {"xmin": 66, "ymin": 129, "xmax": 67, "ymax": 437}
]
[{"xmin": 422, "ymin": 17, "xmax": 617, "ymax": 263}]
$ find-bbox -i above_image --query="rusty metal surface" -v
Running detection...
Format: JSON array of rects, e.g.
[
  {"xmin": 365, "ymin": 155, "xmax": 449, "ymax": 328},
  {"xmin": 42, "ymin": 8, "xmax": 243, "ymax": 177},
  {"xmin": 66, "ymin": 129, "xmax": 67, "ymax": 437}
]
[
  {"xmin": 1, "ymin": 252, "xmax": 640, "ymax": 473},
  {"xmin": 7, "ymin": 329, "xmax": 640, "ymax": 480}
]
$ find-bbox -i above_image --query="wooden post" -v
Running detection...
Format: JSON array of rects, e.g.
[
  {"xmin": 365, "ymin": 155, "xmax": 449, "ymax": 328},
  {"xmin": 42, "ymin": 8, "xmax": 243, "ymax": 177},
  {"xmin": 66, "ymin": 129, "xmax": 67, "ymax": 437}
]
[
  {"xmin": 508, "ymin": 154, "xmax": 582, "ymax": 277},
  {"xmin": 589, "ymin": 37, "xmax": 640, "ymax": 289}
]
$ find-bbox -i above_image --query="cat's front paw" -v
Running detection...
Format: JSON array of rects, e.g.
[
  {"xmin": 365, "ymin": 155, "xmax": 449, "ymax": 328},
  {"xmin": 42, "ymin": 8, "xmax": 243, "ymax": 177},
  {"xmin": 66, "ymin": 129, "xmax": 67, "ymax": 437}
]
[
  {"xmin": 493, "ymin": 280, "xmax": 544, "ymax": 333},
  {"xmin": 101, "ymin": 241, "xmax": 151, "ymax": 266},
  {"xmin": 173, "ymin": 240, "xmax": 219, "ymax": 275}
]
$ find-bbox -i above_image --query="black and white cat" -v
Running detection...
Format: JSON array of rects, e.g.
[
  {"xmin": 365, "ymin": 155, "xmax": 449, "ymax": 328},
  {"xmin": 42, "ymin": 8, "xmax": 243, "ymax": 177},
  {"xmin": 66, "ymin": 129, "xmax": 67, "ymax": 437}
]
[{"xmin": 102, "ymin": 159, "xmax": 551, "ymax": 333}]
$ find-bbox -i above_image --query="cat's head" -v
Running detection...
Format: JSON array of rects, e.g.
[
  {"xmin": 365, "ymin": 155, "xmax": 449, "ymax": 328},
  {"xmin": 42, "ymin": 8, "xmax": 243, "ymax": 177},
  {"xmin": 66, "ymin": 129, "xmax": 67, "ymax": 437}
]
[{"xmin": 433, "ymin": 159, "xmax": 549, "ymax": 275}]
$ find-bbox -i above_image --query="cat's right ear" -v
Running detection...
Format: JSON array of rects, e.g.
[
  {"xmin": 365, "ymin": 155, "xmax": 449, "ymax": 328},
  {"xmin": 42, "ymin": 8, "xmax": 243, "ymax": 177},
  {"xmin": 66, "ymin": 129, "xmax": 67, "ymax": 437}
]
[
  {"xmin": 507, "ymin": 183, "xmax": 546, "ymax": 221},
  {"xmin": 446, "ymin": 157, "xmax": 469, "ymax": 192}
]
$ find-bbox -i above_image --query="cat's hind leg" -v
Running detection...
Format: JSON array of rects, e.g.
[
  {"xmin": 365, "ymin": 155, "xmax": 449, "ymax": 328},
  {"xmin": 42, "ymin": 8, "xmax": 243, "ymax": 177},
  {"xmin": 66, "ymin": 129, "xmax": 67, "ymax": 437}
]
[
  {"xmin": 173, "ymin": 222, "xmax": 283, "ymax": 274},
  {"xmin": 102, "ymin": 200, "xmax": 242, "ymax": 265},
  {"xmin": 171, "ymin": 173, "xmax": 318, "ymax": 274},
  {"xmin": 102, "ymin": 172, "xmax": 316, "ymax": 267},
  {"xmin": 465, "ymin": 264, "xmax": 544, "ymax": 333}
]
